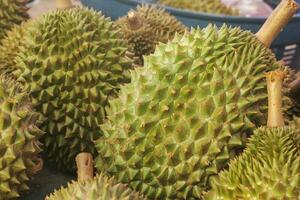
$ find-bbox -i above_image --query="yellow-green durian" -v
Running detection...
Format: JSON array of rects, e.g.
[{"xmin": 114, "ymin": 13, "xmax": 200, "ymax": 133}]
[
  {"xmin": 116, "ymin": 5, "xmax": 186, "ymax": 65},
  {"xmin": 159, "ymin": 0, "xmax": 239, "ymax": 15}
]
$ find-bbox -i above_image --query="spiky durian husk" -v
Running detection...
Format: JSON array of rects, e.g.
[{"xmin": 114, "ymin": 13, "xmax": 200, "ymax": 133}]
[
  {"xmin": 0, "ymin": 23, "xmax": 29, "ymax": 76},
  {"xmin": 159, "ymin": 0, "xmax": 239, "ymax": 16},
  {"xmin": 46, "ymin": 173, "xmax": 144, "ymax": 200},
  {"xmin": 116, "ymin": 5, "xmax": 186, "ymax": 65},
  {"xmin": 94, "ymin": 25, "xmax": 291, "ymax": 199},
  {"xmin": 0, "ymin": 0, "xmax": 29, "ymax": 40},
  {"xmin": 0, "ymin": 75, "xmax": 43, "ymax": 199},
  {"xmin": 205, "ymin": 126, "xmax": 300, "ymax": 200},
  {"xmin": 13, "ymin": 7, "xmax": 133, "ymax": 172}
]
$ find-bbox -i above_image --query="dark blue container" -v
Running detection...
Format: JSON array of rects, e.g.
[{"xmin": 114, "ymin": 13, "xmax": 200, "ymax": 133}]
[{"xmin": 81, "ymin": 0, "xmax": 300, "ymax": 70}]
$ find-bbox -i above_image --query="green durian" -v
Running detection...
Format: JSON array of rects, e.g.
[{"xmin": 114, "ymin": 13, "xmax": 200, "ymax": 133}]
[
  {"xmin": 94, "ymin": 2, "xmax": 298, "ymax": 197},
  {"xmin": 95, "ymin": 25, "xmax": 288, "ymax": 199},
  {"xmin": 205, "ymin": 126, "xmax": 300, "ymax": 200},
  {"xmin": 46, "ymin": 173, "xmax": 144, "ymax": 200},
  {"xmin": 13, "ymin": 7, "xmax": 133, "ymax": 172},
  {"xmin": 158, "ymin": 0, "xmax": 239, "ymax": 16},
  {"xmin": 0, "ymin": 75, "xmax": 43, "ymax": 199},
  {"xmin": 0, "ymin": 23, "xmax": 29, "ymax": 75},
  {"xmin": 116, "ymin": 5, "xmax": 186, "ymax": 65},
  {"xmin": 205, "ymin": 70, "xmax": 300, "ymax": 200},
  {"xmin": 0, "ymin": 0, "xmax": 29, "ymax": 40}
]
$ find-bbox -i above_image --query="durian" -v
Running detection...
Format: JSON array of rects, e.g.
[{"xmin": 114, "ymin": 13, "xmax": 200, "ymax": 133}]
[
  {"xmin": 46, "ymin": 153, "xmax": 144, "ymax": 200},
  {"xmin": 158, "ymin": 0, "xmax": 239, "ymax": 16},
  {"xmin": 205, "ymin": 70, "xmax": 300, "ymax": 200},
  {"xmin": 0, "ymin": 23, "xmax": 29, "ymax": 75},
  {"xmin": 13, "ymin": 7, "xmax": 133, "ymax": 172},
  {"xmin": 116, "ymin": 5, "xmax": 186, "ymax": 65},
  {"xmin": 94, "ymin": 1, "xmax": 298, "ymax": 199},
  {"xmin": 0, "ymin": 0, "xmax": 29, "ymax": 40},
  {"xmin": 0, "ymin": 75, "xmax": 43, "ymax": 199}
]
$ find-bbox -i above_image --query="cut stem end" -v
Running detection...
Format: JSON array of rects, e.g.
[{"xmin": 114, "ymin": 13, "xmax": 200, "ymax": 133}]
[
  {"xmin": 127, "ymin": 11, "xmax": 143, "ymax": 30},
  {"xmin": 76, "ymin": 153, "xmax": 94, "ymax": 182},
  {"xmin": 256, "ymin": 0, "xmax": 299, "ymax": 47},
  {"xmin": 56, "ymin": 0, "xmax": 73, "ymax": 9}
]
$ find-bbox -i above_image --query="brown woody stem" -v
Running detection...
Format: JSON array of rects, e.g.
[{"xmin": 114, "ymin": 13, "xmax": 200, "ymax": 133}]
[
  {"xmin": 127, "ymin": 11, "xmax": 143, "ymax": 30},
  {"xmin": 76, "ymin": 153, "xmax": 93, "ymax": 182},
  {"xmin": 256, "ymin": 0, "xmax": 299, "ymax": 47},
  {"xmin": 56, "ymin": 0, "xmax": 73, "ymax": 9},
  {"xmin": 266, "ymin": 70, "xmax": 286, "ymax": 127}
]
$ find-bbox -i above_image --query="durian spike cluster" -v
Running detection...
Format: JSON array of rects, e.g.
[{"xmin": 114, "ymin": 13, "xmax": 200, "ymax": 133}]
[
  {"xmin": 0, "ymin": 23, "xmax": 29, "ymax": 76},
  {"xmin": 0, "ymin": 0, "xmax": 29, "ymax": 40},
  {"xmin": 116, "ymin": 5, "xmax": 186, "ymax": 65},
  {"xmin": 94, "ymin": 0, "xmax": 299, "ymax": 199},
  {"xmin": 205, "ymin": 70, "xmax": 300, "ymax": 199},
  {"xmin": 12, "ymin": 7, "xmax": 134, "ymax": 172},
  {"xmin": 159, "ymin": 0, "xmax": 239, "ymax": 16},
  {"xmin": 46, "ymin": 153, "xmax": 144, "ymax": 200},
  {"xmin": 0, "ymin": 75, "xmax": 43, "ymax": 199}
]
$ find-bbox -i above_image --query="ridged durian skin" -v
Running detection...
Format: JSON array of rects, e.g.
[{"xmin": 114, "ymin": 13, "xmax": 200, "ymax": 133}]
[
  {"xmin": 46, "ymin": 173, "xmax": 144, "ymax": 200},
  {"xmin": 0, "ymin": 0, "xmax": 29, "ymax": 40},
  {"xmin": 205, "ymin": 126, "xmax": 300, "ymax": 200},
  {"xmin": 95, "ymin": 25, "xmax": 282, "ymax": 199},
  {"xmin": 0, "ymin": 24, "xmax": 28, "ymax": 75},
  {"xmin": 14, "ymin": 7, "xmax": 133, "ymax": 171},
  {"xmin": 0, "ymin": 75, "xmax": 43, "ymax": 199},
  {"xmin": 159, "ymin": 0, "xmax": 239, "ymax": 16},
  {"xmin": 116, "ymin": 5, "xmax": 186, "ymax": 65}
]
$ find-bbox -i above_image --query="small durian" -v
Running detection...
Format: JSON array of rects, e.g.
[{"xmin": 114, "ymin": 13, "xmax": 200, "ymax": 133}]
[
  {"xmin": 205, "ymin": 70, "xmax": 300, "ymax": 200},
  {"xmin": 0, "ymin": 75, "xmax": 43, "ymax": 199},
  {"xmin": 0, "ymin": 0, "xmax": 29, "ymax": 40},
  {"xmin": 0, "ymin": 23, "xmax": 29, "ymax": 75},
  {"xmin": 94, "ymin": 1, "xmax": 298, "ymax": 199},
  {"xmin": 46, "ymin": 153, "xmax": 144, "ymax": 200},
  {"xmin": 116, "ymin": 5, "xmax": 186, "ymax": 65},
  {"xmin": 13, "ymin": 7, "xmax": 133, "ymax": 172},
  {"xmin": 159, "ymin": 0, "xmax": 239, "ymax": 15}
]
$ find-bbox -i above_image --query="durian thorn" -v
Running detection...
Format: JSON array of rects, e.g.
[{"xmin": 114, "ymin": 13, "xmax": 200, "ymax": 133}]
[
  {"xmin": 266, "ymin": 70, "xmax": 286, "ymax": 128},
  {"xmin": 56, "ymin": 0, "xmax": 73, "ymax": 9},
  {"xmin": 127, "ymin": 11, "xmax": 143, "ymax": 30},
  {"xmin": 256, "ymin": 0, "xmax": 299, "ymax": 47},
  {"xmin": 289, "ymin": 75, "xmax": 300, "ymax": 100},
  {"xmin": 28, "ymin": 156, "xmax": 44, "ymax": 175},
  {"xmin": 76, "ymin": 153, "xmax": 94, "ymax": 182}
]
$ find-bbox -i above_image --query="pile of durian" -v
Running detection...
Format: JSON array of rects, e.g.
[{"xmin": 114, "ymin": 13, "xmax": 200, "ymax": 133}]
[{"xmin": 0, "ymin": 0, "xmax": 299, "ymax": 199}]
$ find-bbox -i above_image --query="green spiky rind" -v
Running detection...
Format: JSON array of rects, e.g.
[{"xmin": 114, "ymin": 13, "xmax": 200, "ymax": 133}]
[
  {"xmin": 0, "ymin": 0, "xmax": 29, "ymax": 40},
  {"xmin": 0, "ymin": 23, "xmax": 29, "ymax": 76},
  {"xmin": 159, "ymin": 0, "xmax": 239, "ymax": 16},
  {"xmin": 95, "ymin": 25, "xmax": 285, "ymax": 199},
  {"xmin": 14, "ymin": 7, "xmax": 133, "ymax": 172},
  {"xmin": 46, "ymin": 173, "xmax": 145, "ymax": 200},
  {"xmin": 205, "ymin": 126, "xmax": 300, "ymax": 200},
  {"xmin": 116, "ymin": 5, "xmax": 186, "ymax": 65},
  {"xmin": 0, "ymin": 75, "xmax": 43, "ymax": 199}
]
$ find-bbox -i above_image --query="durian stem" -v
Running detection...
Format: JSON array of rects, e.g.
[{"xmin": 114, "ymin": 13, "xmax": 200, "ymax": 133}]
[
  {"xmin": 127, "ymin": 11, "xmax": 143, "ymax": 30},
  {"xmin": 76, "ymin": 153, "xmax": 93, "ymax": 182},
  {"xmin": 289, "ymin": 75, "xmax": 300, "ymax": 100},
  {"xmin": 56, "ymin": 0, "xmax": 73, "ymax": 9},
  {"xmin": 256, "ymin": 0, "xmax": 299, "ymax": 47},
  {"xmin": 266, "ymin": 70, "xmax": 286, "ymax": 127}
]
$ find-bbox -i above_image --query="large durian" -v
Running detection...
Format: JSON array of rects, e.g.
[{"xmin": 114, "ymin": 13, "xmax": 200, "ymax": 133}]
[
  {"xmin": 46, "ymin": 153, "xmax": 144, "ymax": 200},
  {"xmin": 158, "ymin": 0, "xmax": 239, "ymax": 15},
  {"xmin": 0, "ymin": 75, "xmax": 43, "ymax": 199},
  {"xmin": 13, "ymin": 7, "xmax": 133, "ymax": 172},
  {"xmin": 94, "ymin": 1, "xmax": 298, "ymax": 199},
  {"xmin": 116, "ymin": 5, "xmax": 186, "ymax": 65},
  {"xmin": 205, "ymin": 70, "xmax": 300, "ymax": 200},
  {"xmin": 0, "ymin": 0, "xmax": 29, "ymax": 40}
]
